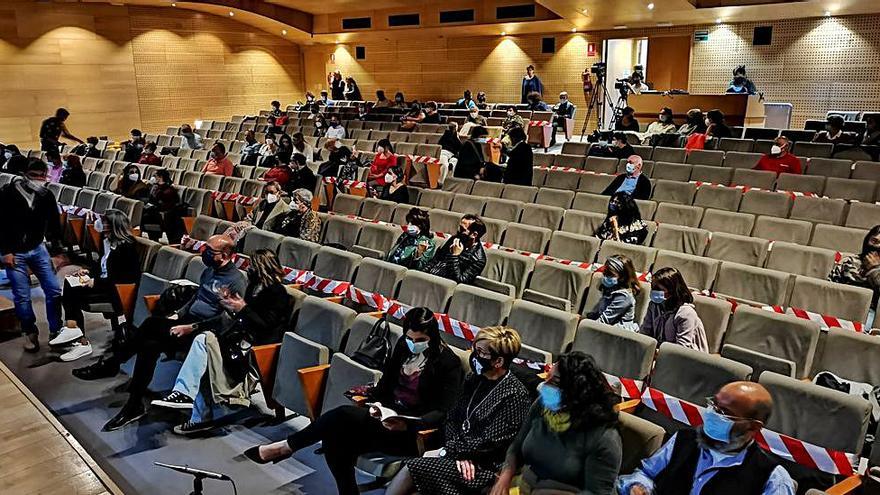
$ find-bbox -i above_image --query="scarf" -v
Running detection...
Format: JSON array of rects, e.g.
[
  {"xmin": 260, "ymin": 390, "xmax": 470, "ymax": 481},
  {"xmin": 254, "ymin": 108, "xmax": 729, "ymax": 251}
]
[{"xmin": 542, "ymin": 408, "xmax": 572, "ymax": 433}]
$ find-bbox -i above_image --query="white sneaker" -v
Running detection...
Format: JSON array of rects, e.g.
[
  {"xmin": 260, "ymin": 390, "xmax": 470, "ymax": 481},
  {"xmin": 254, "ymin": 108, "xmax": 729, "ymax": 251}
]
[
  {"xmin": 49, "ymin": 326, "xmax": 83, "ymax": 346},
  {"xmin": 60, "ymin": 342, "xmax": 93, "ymax": 362}
]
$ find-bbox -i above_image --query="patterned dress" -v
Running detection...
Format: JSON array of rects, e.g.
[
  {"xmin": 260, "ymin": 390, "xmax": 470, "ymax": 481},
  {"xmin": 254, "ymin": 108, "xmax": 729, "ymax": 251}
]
[{"xmin": 406, "ymin": 372, "xmax": 531, "ymax": 494}]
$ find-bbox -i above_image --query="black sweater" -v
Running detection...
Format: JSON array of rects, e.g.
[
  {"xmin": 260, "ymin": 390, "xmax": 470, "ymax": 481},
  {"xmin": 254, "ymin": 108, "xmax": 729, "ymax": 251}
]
[
  {"xmin": 0, "ymin": 180, "xmax": 61, "ymax": 255},
  {"xmin": 503, "ymin": 141, "xmax": 534, "ymax": 186},
  {"xmin": 601, "ymin": 174, "xmax": 652, "ymax": 200},
  {"xmin": 232, "ymin": 282, "xmax": 292, "ymax": 345},
  {"xmin": 371, "ymin": 338, "xmax": 464, "ymax": 430}
]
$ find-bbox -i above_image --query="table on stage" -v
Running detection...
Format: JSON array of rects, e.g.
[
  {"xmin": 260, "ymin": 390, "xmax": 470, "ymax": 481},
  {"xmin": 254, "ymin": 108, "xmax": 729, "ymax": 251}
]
[{"xmin": 628, "ymin": 93, "xmax": 765, "ymax": 127}]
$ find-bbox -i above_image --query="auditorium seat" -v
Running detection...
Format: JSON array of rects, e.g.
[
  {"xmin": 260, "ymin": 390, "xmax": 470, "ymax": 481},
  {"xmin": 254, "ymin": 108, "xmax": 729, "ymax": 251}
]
[
  {"xmin": 278, "ymin": 237, "xmax": 320, "ymax": 270},
  {"xmin": 652, "ymin": 179, "xmax": 697, "ymax": 205},
  {"xmin": 699, "ymin": 209, "xmax": 755, "ymax": 236},
  {"xmin": 571, "ymin": 319, "xmax": 657, "ymax": 380},
  {"xmin": 561, "ymin": 210, "xmax": 605, "ymax": 236},
  {"xmin": 598, "ymin": 240, "xmax": 657, "ymax": 272},
  {"xmin": 652, "ymin": 147, "xmax": 687, "ymax": 164},
  {"xmin": 442, "ymin": 177, "xmax": 474, "ymax": 194},
  {"xmin": 476, "ymin": 249, "xmax": 536, "ymax": 298},
  {"xmin": 359, "ymin": 198, "xmax": 396, "ymax": 221},
  {"xmin": 535, "ymin": 187, "xmax": 575, "ymax": 209},
  {"xmin": 577, "ymin": 173, "xmax": 616, "ymax": 194},
  {"xmin": 471, "ymin": 180, "xmax": 504, "ymax": 198},
  {"xmin": 851, "ymin": 160, "xmax": 880, "ymax": 183},
  {"xmin": 546, "ymin": 231, "xmax": 600, "ymax": 262},
  {"xmin": 520, "ymin": 203, "xmax": 564, "ymax": 230},
  {"xmin": 705, "ymin": 232, "xmax": 770, "ymax": 267},
  {"xmin": 765, "ymin": 242, "xmax": 837, "ymax": 279},
  {"xmin": 743, "ymin": 128, "xmax": 780, "ymax": 140},
  {"xmin": 687, "ymin": 149, "xmax": 725, "ymax": 166},
  {"xmin": 654, "ymin": 203, "xmax": 704, "ymax": 228},
  {"xmin": 618, "ymin": 413, "xmax": 666, "ymax": 476},
  {"xmin": 810, "ymin": 224, "xmax": 867, "ymax": 254},
  {"xmin": 322, "ymin": 215, "xmax": 362, "ymax": 249},
  {"xmin": 631, "ymin": 145, "xmax": 653, "ymax": 161},
  {"xmin": 823, "ymin": 177, "xmax": 877, "ymax": 202},
  {"xmin": 543, "ymin": 169, "xmax": 581, "ymax": 190},
  {"xmin": 654, "ymin": 250, "xmax": 719, "ymax": 291},
  {"xmin": 788, "ymin": 275, "xmax": 872, "ymax": 323},
  {"xmin": 561, "ymin": 142, "xmax": 589, "ymax": 156},
  {"xmin": 811, "ymin": 330, "xmax": 880, "ymax": 386},
  {"xmin": 775, "ymin": 173, "xmax": 826, "ymax": 195},
  {"xmin": 791, "ymin": 141, "xmax": 834, "ymax": 158},
  {"xmin": 692, "ymin": 294, "xmax": 732, "ymax": 353},
  {"xmin": 789, "ymin": 196, "xmax": 846, "ymax": 225},
  {"xmin": 692, "ymin": 184, "xmax": 741, "ymax": 211},
  {"xmin": 506, "ymin": 299, "xmax": 578, "ymax": 357},
  {"xmin": 717, "ymin": 138, "xmax": 755, "ymax": 153},
  {"xmin": 449, "ymin": 194, "xmax": 487, "ymax": 215},
  {"xmin": 351, "ymin": 223, "xmax": 401, "ymax": 259},
  {"xmin": 714, "ymin": 262, "xmax": 790, "ymax": 306},
  {"xmin": 481, "ymin": 218, "xmax": 508, "ymax": 244},
  {"xmin": 555, "ymin": 154, "xmax": 586, "ymax": 169},
  {"xmin": 651, "ymin": 224, "xmax": 710, "ymax": 257},
  {"xmin": 651, "ymin": 162, "xmax": 692, "ymax": 182},
  {"xmin": 501, "ymin": 223, "xmax": 551, "ymax": 253},
  {"xmin": 483, "ymin": 197, "xmax": 524, "ymax": 223},
  {"xmin": 501, "ymin": 184, "xmax": 538, "ymax": 203},
  {"xmin": 725, "ymin": 306, "xmax": 819, "ymax": 379},
  {"xmin": 723, "ymin": 151, "xmax": 763, "ymax": 169},
  {"xmin": 845, "ymin": 202, "xmax": 880, "ymax": 229},
  {"xmin": 584, "ymin": 156, "xmax": 619, "ymax": 175},
  {"xmin": 739, "ymin": 190, "xmax": 792, "ymax": 217},
  {"xmin": 447, "ymin": 284, "xmax": 513, "ymax": 328},
  {"xmin": 689, "ymin": 166, "xmax": 734, "ymax": 187},
  {"xmin": 416, "ymin": 189, "xmax": 454, "ymax": 209},
  {"xmin": 751, "ymin": 215, "xmax": 812, "ymax": 244},
  {"xmin": 805, "ymin": 157, "xmax": 852, "ymax": 178},
  {"xmin": 394, "ymin": 271, "xmax": 456, "ymax": 314}
]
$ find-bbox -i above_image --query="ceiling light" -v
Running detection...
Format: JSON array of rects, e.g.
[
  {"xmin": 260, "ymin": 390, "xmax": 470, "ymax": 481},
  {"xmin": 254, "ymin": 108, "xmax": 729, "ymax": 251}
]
[
  {"xmin": 613, "ymin": 25, "xmax": 627, "ymax": 30},
  {"xmin": 171, "ymin": 2, "xmax": 176, "ymax": 6},
  {"xmin": 647, "ymin": 2, "xmax": 655, "ymax": 10},
  {"xmin": 229, "ymin": 11, "xmax": 234, "ymax": 16},
  {"xmin": 571, "ymin": 27, "xmax": 577, "ymax": 32},
  {"xmin": 501, "ymin": 31, "xmax": 507, "ymax": 36},
  {"xmin": 282, "ymin": 29, "xmax": 287, "ymax": 35},
  {"xmin": 824, "ymin": 10, "xmax": 832, "ymax": 16},
  {"xmin": 581, "ymin": 8, "xmax": 588, "ymax": 14},
  {"xmin": 657, "ymin": 22, "xmax": 673, "ymax": 27},
  {"xmin": 715, "ymin": 18, "xmax": 722, "ymax": 24}
]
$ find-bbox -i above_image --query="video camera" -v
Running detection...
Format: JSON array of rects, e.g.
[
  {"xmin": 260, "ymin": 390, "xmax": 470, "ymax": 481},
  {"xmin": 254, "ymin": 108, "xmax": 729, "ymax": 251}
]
[{"xmin": 590, "ymin": 62, "xmax": 607, "ymax": 79}]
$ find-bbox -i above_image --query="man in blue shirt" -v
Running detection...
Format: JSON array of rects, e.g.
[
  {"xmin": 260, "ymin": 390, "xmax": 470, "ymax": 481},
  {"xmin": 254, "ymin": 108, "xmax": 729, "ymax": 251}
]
[{"xmin": 617, "ymin": 381, "xmax": 796, "ymax": 495}]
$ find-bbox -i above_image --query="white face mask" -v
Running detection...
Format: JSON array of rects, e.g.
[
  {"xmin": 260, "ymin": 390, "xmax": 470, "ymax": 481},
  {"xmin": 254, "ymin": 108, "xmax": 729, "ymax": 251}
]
[
  {"xmin": 470, "ymin": 112, "xmax": 479, "ymax": 118},
  {"xmin": 93, "ymin": 216, "xmax": 104, "ymax": 233},
  {"xmin": 406, "ymin": 224, "xmax": 420, "ymax": 235},
  {"xmin": 128, "ymin": 173, "xmax": 139, "ymax": 182},
  {"xmin": 266, "ymin": 193, "xmax": 279, "ymax": 204},
  {"xmin": 705, "ymin": 118, "xmax": 712, "ymax": 127},
  {"xmin": 4, "ymin": 151, "xmax": 12, "ymax": 160},
  {"xmin": 376, "ymin": 146, "xmax": 385, "ymax": 154},
  {"xmin": 149, "ymin": 176, "xmax": 157, "ymax": 185},
  {"xmin": 770, "ymin": 145, "xmax": 782, "ymax": 155},
  {"xmin": 507, "ymin": 111, "xmax": 514, "ymax": 117},
  {"xmin": 626, "ymin": 163, "xmax": 636, "ymax": 174},
  {"xmin": 384, "ymin": 173, "xmax": 395, "ymax": 183},
  {"xmin": 659, "ymin": 115, "xmax": 668, "ymax": 123}
]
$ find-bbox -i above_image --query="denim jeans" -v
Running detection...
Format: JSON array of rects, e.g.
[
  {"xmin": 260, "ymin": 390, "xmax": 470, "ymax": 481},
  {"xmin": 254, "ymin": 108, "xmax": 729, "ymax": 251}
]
[
  {"xmin": 5, "ymin": 244, "xmax": 62, "ymax": 335},
  {"xmin": 173, "ymin": 333, "xmax": 230, "ymax": 423}
]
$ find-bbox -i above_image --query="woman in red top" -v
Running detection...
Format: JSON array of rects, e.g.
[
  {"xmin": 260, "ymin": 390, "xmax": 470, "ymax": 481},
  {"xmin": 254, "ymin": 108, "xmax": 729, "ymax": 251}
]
[
  {"xmin": 261, "ymin": 154, "xmax": 292, "ymax": 188},
  {"xmin": 753, "ymin": 137, "xmax": 802, "ymax": 176},
  {"xmin": 138, "ymin": 142, "xmax": 163, "ymax": 166},
  {"xmin": 368, "ymin": 138, "xmax": 398, "ymax": 191}
]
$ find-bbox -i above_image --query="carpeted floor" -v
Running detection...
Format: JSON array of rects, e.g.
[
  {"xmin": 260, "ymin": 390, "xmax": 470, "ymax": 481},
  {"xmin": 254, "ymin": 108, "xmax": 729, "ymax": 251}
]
[{"xmin": 0, "ymin": 281, "xmax": 382, "ymax": 495}]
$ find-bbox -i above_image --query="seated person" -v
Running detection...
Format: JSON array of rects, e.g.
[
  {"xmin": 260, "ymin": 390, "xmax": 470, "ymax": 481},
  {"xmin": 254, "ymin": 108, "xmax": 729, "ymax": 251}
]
[
  {"xmin": 319, "ymin": 89, "xmax": 334, "ymax": 107},
  {"xmin": 392, "ymin": 92, "xmax": 408, "ymax": 109},
  {"xmin": 476, "ymin": 91, "xmax": 488, "ymax": 110},
  {"xmin": 259, "ymin": 134, "xmax": 278, "ymax": 157},
  {"xmin": 678, "ymin": 109, "xmax": 707, "ymax": 136},
  {"xmin": 287, "ymin": 153, "xmax": 317, "ymax": 194},
  {"xmin": 142, "ymin": 169, "xmax": 184, "ymax": 243},
  {"xmin": 180, "ymin": 124, "xmax": 203, "ymax": 150},
  {"xmin": 388, "ymin": 207, "xmax": 437, "ymax": 269},
  {"xmin": 245, "ymin": 307, "xmax": 465, "ymax": 495},
  {"xmin": 101, "ymin": 234, "xmax": 248, "ymax": 431},
  {"xmin": 585, "ymin": 255, "xmax": 641, "ymax": 331},
  {"xmin": 307, "ymin": 103, "xmax": 327, "ymax": 133},
  {"xmin": 503, "ymin": 127, "xmax": 533, "ymax": 186},
  {"xmin": 152, "ymin": 249, "xmax": 293, "ymax": 435},
  {"xmin": 725, "ymin": 65, "xmax": 758, "ymax": 95},
  {"xmin": 640, "ymin": 267, "xmax": 709, "ymax": 352},
  {"xmin": 423, "ymin": 214, "xmax": 487, "ymax": 284},
  {"xmin": 114, "ymin": 164, "xmax": 150, "ymax": 201},
  {"xmin": 705, "ymin": 109, "xmax": 733, "ymax": 139},
  {"xmin": 863, "ymin": 115, "xmax": 880, "ymax": 146},
  {"xmin": 595, "ymin": 192, "xmax": 648, "ymax": 245},
  {"xmin": 526, "ymin": 91, "xmax": 550, "ymax": 111},
  {"xmin": 423, "ymin": 101, "xmax": 442, "ymax": 124},
  {"xmin": 59, "ymin": 155, "xmax": 86, "ymax": 187},
  {"xmin": 224, "ymin": 181, "xmax": 287, "ymax": 243},
  {"xmin": 71, "ymin": 136, "xmax": 102, "ymax": 159},
  {"xmin": 367, "ymin": 139, "xmax": 398, "ymax": 192},
  {"xmin": 591, "ymin": 131, "xmax": 635, "ymax": 160},
  {"xmin": 268, "ymin": 188, "xmax": 321, "ymax": 243},
  {"xmin": 53, "ymin": 210, "xmax": 139, "ymax": 362},
  {"xmin": 240, "ymin": 130, "xmax": 262, "ymax": 165},
  {"xmin": 500, "ymin": 106, "xmax": 526, "ymax": 149},
  {"xmin": 753, "ymin": 136, "xmax": 802, "ymax": 175},
  {"xmin": 298, "ymin": 92, "xmax": 316, "ymax": 111},
  {"xmin": 138, "ymin": 142, "xmax": 162, "ymax": 166},
  {"xmin": 617, "ymin": 381, "xmax": 795, "ymax": 495},
  {"xmin": 400, "ymin": 103, "xmax": 426, "ymax": 131},
  {"xmin": 202, "ymin": 142, "xmax": 235, "ymax": 177},
  {"xmin": 318, "ymin": 139, "xmax": 359, "ymax": 180},
  {"xmin": 492, "ymin": 352, "xmax": 622, "ymax": 495},
  {"xmin": 121, "ymin": 129, "xmax": 145, "ymax": 163},
  {"xmin": 467, "ymin": 108, "xmax": 488, "ymax": 126},
  {"xmin": 260, "ymin": 152, "xmax": 293, "ymax": 189},
  {"xmin": 374, "ymin": 89, "xmax": 392, "ymax": 109},
  {"xmin": 615, "ymin": 106, "xmax": 640, "ymax": 132},
  {"xmin": 291, "ymin": 132, "xmax": 315, "ymax": 161},
  {"xmin": 641, "ymin": 107, "xmax": 677, "ymax": 145},
  {"xmin": 455, "ymin": 126, "xmax": 489, "ymax": 181},
  {"xmin": 602, "ymin": 155, "xmax": 651, "ymax": 200},
  {"xmin": 268, "ymin": 100, "xmax": 288, "ymax": 134},
  {"xmin": 380, "ymin": 166, "xmax": 410, "ymax": 204},
  {"xmin": 457, "ymin": 90, "xmax": 477, "ymax": 110},
  {"xmin": 813, "ymin": 114, "xmax": 857, "ymax": 145},
  {"xmin": 325, "ymin": 116, "xmax": 346, "ymax": 139},
  {"xmin": 386, "ymin": 326, "xmax": 531, "ymax": 495},
  {"xmin": 829, "ymin": 225, "xmax": 880, "ymax": 321},
  {"xmin": 550, "ymin": 91, "xmax": 575, "ymax": 146}
]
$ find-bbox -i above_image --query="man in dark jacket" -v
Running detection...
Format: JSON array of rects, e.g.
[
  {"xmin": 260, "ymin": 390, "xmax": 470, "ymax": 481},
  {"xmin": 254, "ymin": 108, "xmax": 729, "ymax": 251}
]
[
  {"xmin": 423, "ymin": 214, "xmax": 487, "ymax": 284},
  {"xmin": 601, "ymin": 155, "xmax": 651, "ymax": 200},
  {"xmin": 0, "ymin": 158, "xmax": 63, "ymax": 352},
  {"xmin": 550, "ymin": 91, "xmax": 576, "ymax": 146},
  {"xmin": 39, "ymin": 107, "xmax": 83, "ymax": 153},
  {"xmin": 503, "ymin": 127, "xmax": 533, "ymax": 186}
]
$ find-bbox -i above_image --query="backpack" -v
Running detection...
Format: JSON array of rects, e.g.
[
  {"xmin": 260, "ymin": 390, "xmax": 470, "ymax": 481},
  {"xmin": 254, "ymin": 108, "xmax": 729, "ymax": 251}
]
[{"xmin": 352, "ymin": 315, "xmax": 393, "ymax": 370}]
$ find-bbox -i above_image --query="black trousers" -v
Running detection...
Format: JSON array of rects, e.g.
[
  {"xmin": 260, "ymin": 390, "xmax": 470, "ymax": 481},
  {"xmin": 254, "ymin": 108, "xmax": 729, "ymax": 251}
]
[
  {"xmin": 62, "ymin": 278, "xmax": 120, "ymax": 330},
  {"xmin": 126, "ymin": 315, "xmax": 196, "ymax": 403},
  {"xmin": 286, "ymin": 405, "xmax": 418, "ymax": 495}
]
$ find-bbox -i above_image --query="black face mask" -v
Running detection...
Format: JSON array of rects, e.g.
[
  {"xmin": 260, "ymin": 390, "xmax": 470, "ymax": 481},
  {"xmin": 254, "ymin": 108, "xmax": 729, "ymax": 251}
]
[
  {"xmin": 734, "ymin": 76, "xmax": 745, "ymax": 85},
  {"xmin": 470, "ymin": 350, "xmax": 494, "ymax": 375},
  {"xmin": 457, "ymin": 227, "xmax": 473, "ymax": 246},
  {"xmin": 201, "ymin": 248, "xmax": 221, "ymax": 269}
]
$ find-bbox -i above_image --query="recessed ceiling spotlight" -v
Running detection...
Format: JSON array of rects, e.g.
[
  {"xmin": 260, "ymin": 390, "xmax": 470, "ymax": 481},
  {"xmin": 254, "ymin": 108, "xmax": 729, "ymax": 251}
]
[
  {"xmin": 824, "ymin": 10, "xmax": 832, "ymax": 16},
  {"xmin": 715, "ymin": 18, "xmax": 722, "ymax": 24},
  {"xmin": 171, "ymin": 2, "xmax": 176, "ymax": 6},
  {"xmin": 282, "ymin": 29, "xmax": 288, "ymax": 35},
  {"xmin": 229, "ymin": 11, "xmax": 234, "ymax": 16},
  {"xmin": 501, "ymin": 31, "xmax": 507, "ymax": 36},
  {"xmin": 647, "ymin": 3, "xmax": 655, "ymax": 10},
  {"xmin": 613, "ymin": 25, "xmax": 628, "ymax": 29},
  {"xmin": 571, "ymin": 27, "xmax": 577, "ymax": 32},
  {"xmin": 657, "ymin": 22, "xmax": 673, "ymax": 27}
]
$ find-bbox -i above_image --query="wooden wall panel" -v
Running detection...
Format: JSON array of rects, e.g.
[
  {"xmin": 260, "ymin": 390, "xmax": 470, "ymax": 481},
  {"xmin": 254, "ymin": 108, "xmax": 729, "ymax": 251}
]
[{"xmin": 0, "ymin": 1, "xmax": 304, "ymax": 149}]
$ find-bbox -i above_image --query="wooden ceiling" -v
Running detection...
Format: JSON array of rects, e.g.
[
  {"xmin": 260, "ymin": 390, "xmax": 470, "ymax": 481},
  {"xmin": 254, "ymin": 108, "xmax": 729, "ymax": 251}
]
[{"xmin": 53, "ymin": 0, "xmax": 880, "ymax": 42}]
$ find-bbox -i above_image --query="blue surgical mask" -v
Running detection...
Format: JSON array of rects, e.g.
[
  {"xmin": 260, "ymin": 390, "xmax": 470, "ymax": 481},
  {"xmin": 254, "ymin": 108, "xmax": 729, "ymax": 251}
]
[
  {"xmin": 650, "ymin": 290, "xmax": 667, "ymax": 304},
  {"xmin": 702, "ymin": 408, "xmax": 734, "ymax": 443},
  {"xmin": 406, "ymin": 338, "xmax": 429, "ymax": 354},
  {"xmin": 625, "ymin": 163, "xmax": 636, "ymax": 174},
  {"xmin": 406, "ymin": 224, "xmax": 420, "ymax": 236},
  {"xmin": 538, "ymin": 382, "xmax": 563, "ymax": 412},
  {"xmin": 601, "ymin": 276, "xmax": 618, "ymax": 288}
]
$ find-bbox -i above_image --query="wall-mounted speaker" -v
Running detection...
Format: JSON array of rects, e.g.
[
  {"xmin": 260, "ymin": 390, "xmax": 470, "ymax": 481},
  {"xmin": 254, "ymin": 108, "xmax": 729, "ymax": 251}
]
[{"xmin": 753, "ymin": 26, "xmax": 772, "ymax": 45}]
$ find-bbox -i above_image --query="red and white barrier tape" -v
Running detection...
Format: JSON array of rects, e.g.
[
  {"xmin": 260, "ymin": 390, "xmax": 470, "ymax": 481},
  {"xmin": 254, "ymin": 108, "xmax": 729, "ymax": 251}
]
[
  {"xmin": 210, "ymin": 191, "xmax": 259, "ymax": 206},
  {"xmin": 537, "ymin": 166, "xmax": 614, "ymax": 177},
  {"xmin": 405, "ymin": 154, "xmax": 441, "ymax": 164},
  {"xmin": 761, "ymin": 305, "xmax": 864, "ymax": 333},
  {"xmin": 602, "ymin": 372, "xmax": 644, "ymax": 399},
  {"xmin": 528, "ymin": 120, "xmax": 550, "ymax": 127},
  {"xmin": 639, "ymin": 386, "xmax": 858, "ymax": 476},
  {"xmin": 323, "ymin": 177, "xmax": 367, "ymax": 189}
]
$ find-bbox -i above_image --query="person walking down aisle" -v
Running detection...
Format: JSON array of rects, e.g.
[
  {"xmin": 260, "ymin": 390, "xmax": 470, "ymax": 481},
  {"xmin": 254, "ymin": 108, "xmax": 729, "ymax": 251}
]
[{"xmin": 40, "ymin": 107, "xmax": 83, "ymax": 153}]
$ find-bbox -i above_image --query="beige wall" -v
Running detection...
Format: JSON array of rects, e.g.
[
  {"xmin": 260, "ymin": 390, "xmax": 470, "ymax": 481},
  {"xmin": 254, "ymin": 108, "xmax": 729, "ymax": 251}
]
[
  {"xmin": 0, "ymin": 1, "xmax": 304, "ymax": 149},
  {"xmin": 305, "ymin": 14, "xmax": 880, "ymax": 129}
]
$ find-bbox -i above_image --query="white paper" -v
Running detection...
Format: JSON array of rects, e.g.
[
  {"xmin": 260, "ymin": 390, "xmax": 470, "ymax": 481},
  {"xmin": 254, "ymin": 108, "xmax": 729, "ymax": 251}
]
[
  {"xmin": 367, "ymin": 402, "xmax": 420, "ymax": 422},
  {"xmin": 65, "ymin": 274, "xmax": 91, "ymax": 288}
]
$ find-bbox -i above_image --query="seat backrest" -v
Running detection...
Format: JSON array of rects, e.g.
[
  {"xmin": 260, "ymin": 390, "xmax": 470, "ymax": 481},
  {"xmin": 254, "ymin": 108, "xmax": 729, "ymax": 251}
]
[
  {"xmin": 724, "ymin": 151, "xmax": 762, "ymax": 168},
  {"xmin": 332, "ymin": 193, "xmax": 363, "ymax": 216},
  {"xmin": 278, "ymin": 237, "xmax": 320, "ymax": 270},
  {"xmin": 523, "ymin": 260, "xmax": 591, "ymax": 313},
  {"xmin": 693, "ymin": 185, "xmax": 741, "ymax": 211},
  {"xmin": 535, "ymin": 187, "xmax": 575, "ymax": 209},
  {"xmin": 692, "ymin": 294, "xmax": 732, "ymax": 353},
  {"xmin": 395, "ymin": 270, "xmax": 456, "ymax": 313},
  {"xmin": 717, "ymin": 139, "xmax": 755, "ymax": 153},
  {"xmin": 731, "ymin": 168, "xmax": 777, "ymax": 189},
  {"xmin": 483, "ymin": 197, "xmax": 524, "ymax": 223},
  {"xmin": 699, "ymin": 209, "xmax": 755, "ymax": 236},
  {"xmin": 323, "ymin": 215, "xmax": 362, "ymax": 249},
  {"xmin": 150, "ymin": 246, "xmax": 196, "ymax": 280},
  {"xmin": 789, "ymin": 275, "xmax": 872, "ymax": 323},
  {"xmin": 806, "ymin": 158, "xmax": 853, "ymax": 178},
  {"xmin": 576, "ymin": 173, "xmax": 616, "ymax": 194},
  {"xmin": 653, "ymin": 250, "xmax": 719, "ymax": 291},
  {"xmin": 359, "ymin": 198, "xmax": 397, "ymax": 221},
  {"xmin": 651, "ymin": 224, "xmax": 711, "ymax": 257},
  {"xmin": 471, "ymin": 180, "xmax": 504, "ymax": 198},
  {"xmin": 618, "ymin": 412, "xmax": 666, "ymax": 476},
  {"xmin": 313, "ymin": 246, "xmax": 362, "ymax": 282},
  {"xmin": 133, "ymin": 236, "xmax": 162, "ymax": 273},
  {"xmin": 654, "ymin": 203, "xmax": 704, "ymax": 228},
  {"xmin": 351, "ymin": 257, "xmax": 406, "ymax": 297},
  {"xmin": 501, "ymin": 184, "xmax": 538, "ymax": 203},
  {"xmin": 519, "ymin": 203, "xmax": 564, "ymax": 230},
  {"xmin": 321, "ymin": 353, "xmax": 384, "ymax": 415},
  {"xmin": 560, "ymin": 210, "xmax": 606, "ymax": 236},
  {"xmin": 429, "ymin": 208, "xmax": 465, "ymax": 235},
  {"xmin": 705, "ymin": 232, "xmax": 770, "ymax": 267},
  {"xmin": 572, "ymin": 319, "xmax": 657, "ymax": 380},
  {"xmin": 501, "ymin": 223, "xmax": 551, "ymax": 253},
  {"xmin": 584, "ymin": 156, "xmax": 619, "ymax": 174},
  {"xmin": 652, "ymin": 147, "xmax": 687, "ymax": 163},
  {"xmin": 851, "ymin": 160, "xmax": 880, "ymax": 182},
  {"xmin": 241, "ymin": 229, "xmax": 284, "ymax": 256},
  {"xmin": 295, "ymin": 295, "xmax": 358, "ymax": 350},
  {"xmin": 343, "ymin": 313, "xmax": 404, "ymax": 356},
  {"xmin": 507, "ymin": 299, "xmax": 579, "ymax": 357},
  {"xmin": 765, "ymin": 242, "xmax": 837, "ymax": 279},
  {"xmin": 714, "ymin": 262, "xmax": 790, "ymax": 306},
  {"xmin": 689, "ymin": 166, "xmax": 734, "ymax": 187},
  {"xmin": 651, "ymin": 162, "xmax": 692, "ymax": 182},
  {"xmin": 823, "ymin": 177, "xmax": 877, "ymax": 203},
  {"xmin": 450, "ymin": 194, "xmax": 488, "ymax": 215},
  {"xmin": 651, "ymin": 342, "xmax": 753, "ymax": 404},
  {"xmin": 776, "ymin": 173, "xmax": 826, "ymax": 195},
  {"xmin": 442, "ymin": 177, "xmax": 474, "ymax": 194},
  {"xmin": 687, "ymin": 149, "xmax": 725, "ymax": 166},
  {"xmin": 652, "ymin": 179, "xmax": 697, "ymax": 205},
  {"xmin": 811, "ymin": 224, "xmax": 867, "ymax": 255},
  {"xmin": 417, "ymin": 189, "xmax": 455, "ymax": 210},
  {"xmin": 739, "ymin": 190, "xmax": 793, "ymax": 217},
  {"xmin": 812, "ymin": 330, "xmax": 880, "ymax": 386},
  {"xmin": 597, "ymin": 240, "xmax": 657, "ymax": 273},
  {"xmin": 789, "ymin": 196, "xmax": 846, "ymax": 225},
  {"xmin": 572, "ymin": 192, "xmax": 610, "ymax": 214},
  {"xmin": 759, "ymin": 372, "xmax": 871, "ymax": 454},
  {"xmin": 546, "ymin": 231, "xmax": 600, "ymax": 262},
  {"xmin": 726, "ymin": 306, "xmax": 820, "ymax": 378},
  {"xmin": 751, "ymin": 216, "xmax": 812, "ymax": 244},
  {"xmin": 479, "ymin": 249, "xmax": 536, "ymax": 298},
  {"xmin": 446, "ymin": 284, "xmax": 514, "ymax": 348},
  {"xmin": 845, "ymin": 202, "xmax": 880, "ymax": 229},
  {"xmin": 354, "ymin": 223, "xmax": 402, "ymax": 258}
]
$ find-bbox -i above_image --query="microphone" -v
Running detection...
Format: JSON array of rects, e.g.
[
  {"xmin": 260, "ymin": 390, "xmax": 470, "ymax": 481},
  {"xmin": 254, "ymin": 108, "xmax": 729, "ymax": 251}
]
[{"xmin": 154, "ymin": 461, "xmax": 231, "ymax": 481}]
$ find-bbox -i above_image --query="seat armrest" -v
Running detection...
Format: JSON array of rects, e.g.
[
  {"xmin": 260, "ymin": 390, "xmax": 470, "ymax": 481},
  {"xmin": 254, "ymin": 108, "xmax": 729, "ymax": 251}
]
[
  {"xmin": 614, "ymin": 399, "xmax": 641, "ymax": 414},
  {"xmin": 143, "ymin": 294, "xmax": 161, "ymax": 314},
  {"xmin": 417, "ymin": 429, "xmax": 440, "ymax": 455},
  {"xmin": 826, "ymin": 475, "xmax": 862, "ymax": 495},
  {"xmin": 297, "ymin": 364, "xmax": 331, "ymax": 421}
]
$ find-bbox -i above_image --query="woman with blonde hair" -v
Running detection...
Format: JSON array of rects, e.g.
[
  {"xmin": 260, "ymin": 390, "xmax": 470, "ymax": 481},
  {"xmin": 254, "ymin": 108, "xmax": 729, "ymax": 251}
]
[
  {"xmin": 151, "ymin": 248, "xmax": 293, "ymax": 434},
  {"xmin": 387, "ymin": 326, "xmax": 532, "ymax": 495}
]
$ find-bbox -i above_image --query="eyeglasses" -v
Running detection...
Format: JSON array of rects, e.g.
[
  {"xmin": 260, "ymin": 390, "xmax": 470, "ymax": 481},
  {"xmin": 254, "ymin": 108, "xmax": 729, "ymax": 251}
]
[{"xmin": 704, "ymin": 397, "xmax": 762, "ymax": 425}]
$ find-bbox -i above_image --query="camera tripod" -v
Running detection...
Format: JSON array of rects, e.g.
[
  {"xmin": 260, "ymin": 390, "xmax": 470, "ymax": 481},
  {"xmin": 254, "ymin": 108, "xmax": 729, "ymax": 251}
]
[{"xmin": 579, "ymin": 74, "xmax": 610, "ymax": 141}]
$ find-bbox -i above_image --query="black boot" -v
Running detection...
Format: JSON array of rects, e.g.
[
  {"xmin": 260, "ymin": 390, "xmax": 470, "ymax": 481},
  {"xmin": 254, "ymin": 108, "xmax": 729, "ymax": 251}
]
[{"xmin": 102, "ymin": 400, "xmax": 146, "ymax": 432}]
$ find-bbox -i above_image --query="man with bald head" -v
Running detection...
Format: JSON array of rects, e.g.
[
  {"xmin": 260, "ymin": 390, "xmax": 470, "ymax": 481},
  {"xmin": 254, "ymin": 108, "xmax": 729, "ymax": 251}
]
[
  {"xmin": 101, "ymin": 234, "xmax": 248, "ymax": 431},
  {"xmin": 617, "ymin": 381, "xmax": 795, "ymax": 495}
]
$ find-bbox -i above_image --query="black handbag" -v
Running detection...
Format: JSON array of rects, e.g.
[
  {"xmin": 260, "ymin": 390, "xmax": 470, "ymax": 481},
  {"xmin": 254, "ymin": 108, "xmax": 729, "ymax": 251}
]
[
  {"xmin": 153, "ymin": 283, "xmax": 198, "ymax": 317},
  {"xmin": 352, "ymin": 316, "xmax": 393, "ymax": 370}
]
